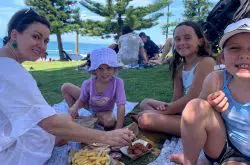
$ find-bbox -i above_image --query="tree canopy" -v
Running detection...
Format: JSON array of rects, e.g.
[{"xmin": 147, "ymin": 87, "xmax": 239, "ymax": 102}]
[
  {"xmin": 25, "ymin": 0, "xmax": 81, "ymax": 60},
  {"xmin": 183, "ymin": 0, "xmax": 213, "ymax": 21},
  {"xmin": 79, "ymin": 0, "xmax": 171, "ymax": 40}
]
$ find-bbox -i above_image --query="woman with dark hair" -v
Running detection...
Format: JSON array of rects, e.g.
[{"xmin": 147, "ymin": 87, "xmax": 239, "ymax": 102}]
[
  {"xmin": 121, "ymin": 25, "xmax": 133, "ymax": 35},
  {"xmin": 117, "ymin": 25, "xmax": 148, "ymax": 66},
  {"xmin": 0, "ymin": 9, "xmax": 132, "ymax": 165},
  {"xmin": 132, "ymin": 21, "xmax": 216, "ymax": 135}
]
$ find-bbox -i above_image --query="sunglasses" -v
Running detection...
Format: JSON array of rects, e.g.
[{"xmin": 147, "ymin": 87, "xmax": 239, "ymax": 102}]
[
  {"xmin": 24, "ymin": 8, "xmax": 41, "ymax": 16},
  {"xmin": 13, "ymin": 8, "xmax": 42, "ymax": 29}
]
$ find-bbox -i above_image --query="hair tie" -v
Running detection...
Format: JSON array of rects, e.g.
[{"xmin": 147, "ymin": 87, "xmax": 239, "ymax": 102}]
[{"xmin": 3, "ymin": 36, "xmax": 10, "ymax": 46}]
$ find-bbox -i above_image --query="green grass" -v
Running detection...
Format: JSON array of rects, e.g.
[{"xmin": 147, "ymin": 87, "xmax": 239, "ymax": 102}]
[{"xmin": 23, "ymin": 61, "xmax": 174, "ymax": 165}]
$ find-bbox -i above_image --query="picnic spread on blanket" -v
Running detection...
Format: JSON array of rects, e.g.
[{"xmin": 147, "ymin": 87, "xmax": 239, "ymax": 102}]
[{"xmin": 45, "ymin": 100, "xmax": 211, "ymax": 165}]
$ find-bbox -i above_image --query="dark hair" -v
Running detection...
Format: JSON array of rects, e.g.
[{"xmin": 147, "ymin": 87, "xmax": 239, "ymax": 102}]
[
  {"xmin": 121, "ymin": 25, "xmax": 133, "ymax": 35},
  {"xmin": 139, "ymin": 32, "xmax": 146, "ymax": 37},
  {"xmin": 3, "ymin": 8, "xmax": 51, "ymax": 46},
  {"xmin": 169, "ymin": 21, "xmax": 212, "ymax": 81}
]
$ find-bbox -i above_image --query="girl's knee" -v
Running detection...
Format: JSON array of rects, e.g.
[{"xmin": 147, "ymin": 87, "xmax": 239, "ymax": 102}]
[
  {"xmin": 137, "ymin": 113, "xmax": 152, "ymax": 129},
  {"xmin": 61, "ymin": 83, "xmax": 72, "ymax": 94},
  {"xmin": 182, "ymin": 98, "xmax": 212, "ymax": 123}
]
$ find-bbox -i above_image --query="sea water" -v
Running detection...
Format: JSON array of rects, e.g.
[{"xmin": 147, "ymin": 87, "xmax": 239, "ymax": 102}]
[
  {"xmin": 0, "ymin": 38, "xmax": 108, "ymax": 60},
  {"xmin": 46, "ymin": 41, "xmax": 108, "ymax": 60}
]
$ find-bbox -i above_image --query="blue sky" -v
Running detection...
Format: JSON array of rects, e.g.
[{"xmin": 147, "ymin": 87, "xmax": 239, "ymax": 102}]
[{"xmin": 0, "ymin": 0, "xmax": 218, "ymax": 45}]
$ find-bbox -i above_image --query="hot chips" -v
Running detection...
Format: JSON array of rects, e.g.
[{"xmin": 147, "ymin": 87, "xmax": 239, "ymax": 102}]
[{"xmin": 72, "ymin": 149, "xmax": 110, "ymax": 165}]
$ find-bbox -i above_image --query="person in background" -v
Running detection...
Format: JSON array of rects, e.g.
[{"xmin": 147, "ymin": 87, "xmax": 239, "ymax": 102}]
[
  {"xmin": 170, "ymin": 18, "xmax": 250, "ymax": 165},
  {"xmin": 117, "ymin": 25, "xmax": 148, "ymax": 66},
  {"xmin": 149, "ymin": 37, "xmax": 173, "ymax": 65},
  {"xmin": 0, "ymin": 8, "xmax": 132, "ymax": 165},
  {"xmin": 108, "ymin": 43, "xmax": 119, "ymax": 53},
  {"xmin": 139, "ymin": 32, "xmax": 160, "ymax": 60},
  {"xmin": 131, "ymin": 21, "xmax": 215, "ymax": 136},
  {"xmin": 40, "ymin": 51, "xmax": 48, "ymax": 61},
  {"xmin": 161, "ymin": 37, "xmax": 173, "ymax": 63},
  {"xmin": 65, "ymin": 48, "xmax": 126, "ymax": 130}
]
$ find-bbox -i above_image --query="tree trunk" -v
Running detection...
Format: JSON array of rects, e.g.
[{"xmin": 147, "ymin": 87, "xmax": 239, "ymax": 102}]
[
  {"xmin": 166, "ymin": 4, "xmax": 170, "ymax": 37},
  {"xmin": 56, "ymin": 32, "xmax": 64, "ymax": 60},
  {"xmin": 75, "ymin": 30, "xmax": 79, "ymax": 55},
  {"xmin": 117, "ymin": 13, "xmax": 123, "ymax": 38}
]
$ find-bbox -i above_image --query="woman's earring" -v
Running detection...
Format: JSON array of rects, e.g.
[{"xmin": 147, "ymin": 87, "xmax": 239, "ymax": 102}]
[{"xmin": 12, "ymin": 40, "xmax": 18, "ymax": 50}]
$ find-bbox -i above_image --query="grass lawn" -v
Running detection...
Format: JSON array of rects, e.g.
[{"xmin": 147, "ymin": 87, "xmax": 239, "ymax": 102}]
[{"xmin": 23, "ymin": 61, "xmax": 174, "ymax": 165}]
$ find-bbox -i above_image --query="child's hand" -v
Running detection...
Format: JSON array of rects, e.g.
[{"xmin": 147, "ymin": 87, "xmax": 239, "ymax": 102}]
[
  {"xmin": 156, "ymin": 102, "xmax": 168, "ymax": 111},
  {"xmin": 69, "ymin": 107, "xmax": 78, "ymax": 119},
  {"xmin": 207, "ymin": 90, "xmax": 229, "ymax": 112}
]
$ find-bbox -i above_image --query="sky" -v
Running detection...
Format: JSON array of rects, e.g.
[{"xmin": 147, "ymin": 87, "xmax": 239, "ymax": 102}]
[{"xmin": 0, "ymin": 0, "xmax": 218, "ymax": 45}]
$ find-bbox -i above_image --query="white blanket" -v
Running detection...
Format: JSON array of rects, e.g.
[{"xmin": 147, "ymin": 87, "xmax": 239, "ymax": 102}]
[
  {"xmin": 148, "ymin": 137, "xmax": 217, "ymax": 165},
  {"xmin": 53, "ymin": 99, "xmax": 138, "ymax": 119}
]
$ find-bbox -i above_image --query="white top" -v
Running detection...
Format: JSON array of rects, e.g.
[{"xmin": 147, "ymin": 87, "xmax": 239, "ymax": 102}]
[
  {"xmin": 0, "ymin": 57, "xmax": 56, "ymax": 165},
  {"xmin": 182, "ymin": 63, "xmax": 199, "ymax": 95},
  {"xmin": 118, "ymin": 32, "xmax": 144, "ymax": 65}
]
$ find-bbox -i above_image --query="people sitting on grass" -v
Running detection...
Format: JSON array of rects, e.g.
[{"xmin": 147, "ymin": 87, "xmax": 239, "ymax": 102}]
[
  {"xmin": 149, "ymin": 37, "xmax": 174, "ymax": 65},
  {"xmin": 0, "ymin": 9, "xmax": 132, "ymax": 165},
  {"xmin": 40, "ymin": 51, "xmax": 48, "ymax": 61},
  {"xmin": 117, "ymin": 25, "xmax": 148, "ymax": 66},
  {"xmin": 170, "ymin": 18, "xmax": 250, "ymax": 165},
  {"xmin": 130, "ymin": 21, "xmax": 216, "ymax": 136},
  {"xmin": 139, "ymin": 32, "xmax": 160, "ymax": 61},
  {"xmin": 108, "ymin": 43, "xmax": 119, "ymax": 53},
  {"xmin": 62, "ymin": 48, "xmax": 126, "ymax": 130}
]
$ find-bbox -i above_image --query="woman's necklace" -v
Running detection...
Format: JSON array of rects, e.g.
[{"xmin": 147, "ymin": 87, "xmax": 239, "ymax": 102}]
[{"xmin": 6, "ymin": 43, "xmax": 20, "ymax": 63}]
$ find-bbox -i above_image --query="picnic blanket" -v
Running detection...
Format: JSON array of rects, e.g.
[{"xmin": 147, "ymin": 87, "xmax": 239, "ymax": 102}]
[
  {"xmin": 148, "ymin": 137, "xmax": 217, "ymax": 165},
  {"xmin": 45, "ymin": 100, "xmax": 138, "ymax": 165}
]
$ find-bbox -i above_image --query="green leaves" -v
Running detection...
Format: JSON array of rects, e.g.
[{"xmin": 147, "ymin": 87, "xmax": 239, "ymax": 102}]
[
  {"xmin": 25, "ymin": 0, "xmax": 81, "ymax": 34},
  {"xmin": 183, "ymin": 0, "xmax": 213, "ymax": 22},
  {"xmin": 79, "ymin": 0, "xmax": 171, "ymax": 39},
  {"xmin": 25, "ymin": 0, "xmax": 82, "ymax": 59}
]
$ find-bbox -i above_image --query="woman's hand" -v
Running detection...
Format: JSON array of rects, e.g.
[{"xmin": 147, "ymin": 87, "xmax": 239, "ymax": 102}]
[
  {"xmin": 207, "ymin": 90, "xmax": 229, "ymax": 112},
  {"xmin": 68, "ymin": 107, "xmax": 78, "ymax": 119},
  {"xmin": 102, "ymin": 128, "xmax": 133, "ymax": 147}
]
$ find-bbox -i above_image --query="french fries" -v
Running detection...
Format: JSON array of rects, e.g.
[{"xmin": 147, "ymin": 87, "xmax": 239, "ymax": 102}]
[{"xmin": 72, "ymin": 149, "xmax": 110, "ymax": 165}]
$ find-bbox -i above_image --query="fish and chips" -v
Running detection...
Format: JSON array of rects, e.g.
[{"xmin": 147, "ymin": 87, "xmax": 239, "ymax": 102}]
[{"xmin": 71, "ymin": 149, "xmax": 110, "ymax": 165}]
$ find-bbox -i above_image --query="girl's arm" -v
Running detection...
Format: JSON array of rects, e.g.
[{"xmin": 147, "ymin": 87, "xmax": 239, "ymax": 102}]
[
  {"xmin": 115, "ymin": 105, "xmax": 125, "ymax": 129},
  {"xmin": 114, "ymin": 78, "xmax": 126, "ymax": 128},
  {"xmin": 70, "ymin": 99, "xmax": 86, "ymax": 110},
  {"xmin": 38, "ymin": 114, "xmax": 132, "ymax": 147},
  {"xmin": 199, "ymin": 70, "xmax": 223, "ymax": 99},
  {"xmin": 172, "ymin": 66, "xmax": 184, "ymax": 102},
  {"xmin": 69, "ymin": 80, "xmax": 90, "ymax": 118},
  {"xmin": 200, "ymin": 71, "xmax": 227, "ymax": 111},
  {"xmin": 164, "ymin": 57, "xmax": 216, "ymax": 115},
  {"xmin": 69, "ymin": 99, "xmax": 87, "ymax": 118}
]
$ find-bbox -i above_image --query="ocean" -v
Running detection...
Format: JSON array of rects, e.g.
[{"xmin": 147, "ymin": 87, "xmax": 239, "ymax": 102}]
[{"xmin": 0, "ymin": 38, "xmax": 109, "ymax": 60}]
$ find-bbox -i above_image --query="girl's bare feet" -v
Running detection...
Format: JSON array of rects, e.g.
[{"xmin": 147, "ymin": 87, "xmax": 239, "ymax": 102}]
[{"xmin": 169, "ymin": 153, "xmax": 184, "ymax": 164}]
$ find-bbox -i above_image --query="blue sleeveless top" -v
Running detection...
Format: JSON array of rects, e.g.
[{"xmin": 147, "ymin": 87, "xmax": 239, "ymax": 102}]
[{"xmin": 221, "ymin": 70, "xmax": 250, "ymax": 157}]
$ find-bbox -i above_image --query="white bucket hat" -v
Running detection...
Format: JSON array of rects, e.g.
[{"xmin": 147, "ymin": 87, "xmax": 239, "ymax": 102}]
[
  {"xmin": 88, "ymin": 48, "xmax": 121, "ymax": 71},
  {"xmin": 219, "ymin": 18, "xmax": 250, "ymax": 49}
]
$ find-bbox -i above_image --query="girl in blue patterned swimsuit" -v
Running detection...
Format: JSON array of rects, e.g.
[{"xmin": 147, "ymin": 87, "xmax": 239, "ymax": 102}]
[{"xmin": 170, "ymin": 18, "xmax": 250, "ymax": 165}]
